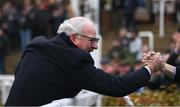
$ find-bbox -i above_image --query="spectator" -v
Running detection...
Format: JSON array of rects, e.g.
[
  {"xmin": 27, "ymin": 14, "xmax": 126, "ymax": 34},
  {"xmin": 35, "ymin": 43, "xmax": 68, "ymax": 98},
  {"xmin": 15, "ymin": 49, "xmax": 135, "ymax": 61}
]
[
  {"xmin": 3, "ymin": 1, "xmax": 20, "ymax": 51},
  {"xmin": 129, "ymin": 28, "xmax": 142, "ymax": 61},
  {"xmin": 64, "ymin": 0, "xmax": 74, "ymax": 18},
  {"xmin": 167, "ymin": 28, "xmax": 180, "ymax": 66},
  {"xmin": 0, "ymin": 27, "xmax": 9, "ymax": 74},
  {"xmin": 19, "ymin": 0, "xmax": 34, "ymax": 50},
  {"xmin": 32, "ymin": 0, "xmax": 50, "ymax": 38},
  {"xmin": 50, "ymin": 5, "xmax": 67, "ymax": 36},
  {"xmin": 118, "ymin": 27, "xmax": 130, "ymax": 55},
  {"xmin": 117, "ymin": 59, "xmax": 133, "ymax": 75},
  {"xmin": 100, "ymin": 57, "xmax": 115, "ymax": 74},
  {"xmin": 122, "ymin": 0, "xmax": 138, "ymax": 29},
  {"xmin": 175, "ymin": 0, "xmax": 180, "ymax": 24},
  {"xmin": 108, "ymin": 38, "xmax": 122, "ymax": 59}
]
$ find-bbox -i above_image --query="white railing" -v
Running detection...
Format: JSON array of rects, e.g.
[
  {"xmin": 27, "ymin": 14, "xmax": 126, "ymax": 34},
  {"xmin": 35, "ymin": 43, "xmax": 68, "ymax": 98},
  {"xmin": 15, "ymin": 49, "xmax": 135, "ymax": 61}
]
[
  {"xmin": 139, "ymin": 31, "xmax": 154, "ymax": 51},
  {"xmin": 128, "ymin": 31, "xmax": 154, "ymax": 51},
  {"xmin": 41, "ymin": 90, "xmax": 99, "ymax": 107},
  {"xmin": 0, "ymin": 75, "xmax": 14, "ymax": 104}
]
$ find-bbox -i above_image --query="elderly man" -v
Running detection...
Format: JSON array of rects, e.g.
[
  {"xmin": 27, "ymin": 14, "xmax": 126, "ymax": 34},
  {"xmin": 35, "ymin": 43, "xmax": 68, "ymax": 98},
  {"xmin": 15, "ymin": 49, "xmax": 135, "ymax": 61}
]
[{"xmin": 5, "ymin": 17, "xmax": 163, "ymax": 106}]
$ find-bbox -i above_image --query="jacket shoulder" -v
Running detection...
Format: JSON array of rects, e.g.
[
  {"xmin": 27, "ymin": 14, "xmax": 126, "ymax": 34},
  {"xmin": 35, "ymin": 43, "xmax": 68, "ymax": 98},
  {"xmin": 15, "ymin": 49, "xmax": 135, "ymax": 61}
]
[{"xmin": 22, "ymin": 36, "xmax": 48, "ymax": 55}]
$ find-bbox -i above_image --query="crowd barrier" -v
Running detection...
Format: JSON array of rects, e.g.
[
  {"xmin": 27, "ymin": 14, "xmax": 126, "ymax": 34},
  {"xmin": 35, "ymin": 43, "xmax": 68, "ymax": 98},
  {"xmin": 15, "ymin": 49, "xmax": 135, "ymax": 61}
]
[{"xmin": 0, "ymin": 75, "xmax": 14, "ymax": 104}]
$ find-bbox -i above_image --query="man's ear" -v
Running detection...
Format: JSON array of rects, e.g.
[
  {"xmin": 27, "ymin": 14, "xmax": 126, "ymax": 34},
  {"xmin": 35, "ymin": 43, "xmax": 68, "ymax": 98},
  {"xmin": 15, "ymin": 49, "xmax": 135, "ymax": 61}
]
[{"xmin": 70, "ymin": 34, "xmax": 79, "ymax": 45}]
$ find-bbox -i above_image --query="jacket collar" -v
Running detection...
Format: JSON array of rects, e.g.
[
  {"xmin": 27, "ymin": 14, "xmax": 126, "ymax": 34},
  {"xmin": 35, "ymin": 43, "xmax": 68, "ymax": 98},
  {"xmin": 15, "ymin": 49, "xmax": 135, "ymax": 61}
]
[{"xmin": 55, "ymin": 32, "xmax": 77, "ymax": 48}]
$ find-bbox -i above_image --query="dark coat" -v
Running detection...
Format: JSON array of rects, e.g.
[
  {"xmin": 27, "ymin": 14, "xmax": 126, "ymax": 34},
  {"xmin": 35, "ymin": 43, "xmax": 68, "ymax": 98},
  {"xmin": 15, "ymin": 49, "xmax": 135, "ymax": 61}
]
[
  {"xmin": 5, "ymin": 33, "xmax": 151, "ymax": 106},
  {"xmin": 174, "ymin": 66, "xmax": 180, "ymax": 82}
]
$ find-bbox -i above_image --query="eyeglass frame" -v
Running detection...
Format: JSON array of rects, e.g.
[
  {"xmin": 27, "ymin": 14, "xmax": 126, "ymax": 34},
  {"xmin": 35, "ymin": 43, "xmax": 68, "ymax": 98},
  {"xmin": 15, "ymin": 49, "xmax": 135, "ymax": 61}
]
[{"xmin": 74, "ymin": 33, "xmax": 100, "ymax": 44}]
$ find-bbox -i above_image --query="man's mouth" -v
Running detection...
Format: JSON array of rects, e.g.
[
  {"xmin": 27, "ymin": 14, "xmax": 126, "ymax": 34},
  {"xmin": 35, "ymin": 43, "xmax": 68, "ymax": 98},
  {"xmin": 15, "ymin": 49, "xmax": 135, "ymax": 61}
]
[{"xmin": 89, "ymin": 49, "xmax": 94, "ymax": 52}]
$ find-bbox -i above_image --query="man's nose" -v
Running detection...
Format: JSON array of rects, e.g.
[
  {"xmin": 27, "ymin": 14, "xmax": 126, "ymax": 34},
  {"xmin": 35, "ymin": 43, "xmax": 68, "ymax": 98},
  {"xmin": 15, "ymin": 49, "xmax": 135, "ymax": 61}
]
[{"xmin": 92, "ymin": 42, "xmax": 98, "ymax": 49}]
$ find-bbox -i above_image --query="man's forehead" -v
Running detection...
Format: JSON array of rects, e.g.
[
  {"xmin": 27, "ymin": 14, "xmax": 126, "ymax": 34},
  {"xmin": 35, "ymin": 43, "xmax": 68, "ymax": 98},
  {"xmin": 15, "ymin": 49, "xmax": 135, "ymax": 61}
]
[{"xmin": 82, "ymin": 26, "xmax": 96, "ymax": 36}]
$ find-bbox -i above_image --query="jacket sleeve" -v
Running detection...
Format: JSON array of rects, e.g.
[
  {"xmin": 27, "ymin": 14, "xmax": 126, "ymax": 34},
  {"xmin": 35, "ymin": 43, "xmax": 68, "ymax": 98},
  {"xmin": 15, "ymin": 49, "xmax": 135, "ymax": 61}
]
[
  {"xmin": 167, "ymin": 51, "xmax": 178, "ymax": 65},
  {"xmin": 73, "ymin": 53, "xmax": 151, "ymax": 97},
  {"xmin": 174, "ymin": 66, "xmax": 180, "ymax": 82}
]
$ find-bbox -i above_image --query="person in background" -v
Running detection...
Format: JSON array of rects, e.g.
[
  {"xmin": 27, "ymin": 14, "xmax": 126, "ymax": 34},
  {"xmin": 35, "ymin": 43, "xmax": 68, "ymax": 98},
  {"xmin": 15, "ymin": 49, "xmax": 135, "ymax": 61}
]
[
  {"xmin": 129, "ymin": 28, "xmax": 142, "ymax": 61},
  {"xmin": 166, "ymin": 28, "xmax": 180, "ymax": 66},
  {"xmin": 117, "ymin": 59, "xmax": 133, "ymax": 75},
  {"xmin": 0, "ymin": 27, "xmax": 9, "ymax": 74},
  {"xmin": 19, "ymin": 0, "xmax": 34, "ymax": 50},
  {"xmin": 118, "ymin": 27, "xmax": 130, "ymax": 57},
  {"xmin": 100, "ymin": 57, "xmax": 115, "ymax": 74},
  {"xmin": 3, "ymin": 1, "xmax": 20, "ymax": 51},
  {"xmin": 122, "ymin": 0, "xmax": 138, "ymax": 29},
  {"xmin": 32, "ymin": 0, "xmax": 50, "ymax": 38},
  {"xmin": 118, "ymin": 28, "xmax": 130, "ymax": 48},
  {"xmin": 108, "ymin": 38, "xmax": 122, "ymax": 59},
  {"xmin": 49, "ymin": 5, "xmax": 67, "ymax": 36}
]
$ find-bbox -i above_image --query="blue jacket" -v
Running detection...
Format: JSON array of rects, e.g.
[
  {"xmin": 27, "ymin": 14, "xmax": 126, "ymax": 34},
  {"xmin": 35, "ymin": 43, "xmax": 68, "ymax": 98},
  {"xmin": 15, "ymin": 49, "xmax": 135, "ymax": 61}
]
[{"xmin": 5, "ymin": 32, "xmax": 151, "ymax": 106}]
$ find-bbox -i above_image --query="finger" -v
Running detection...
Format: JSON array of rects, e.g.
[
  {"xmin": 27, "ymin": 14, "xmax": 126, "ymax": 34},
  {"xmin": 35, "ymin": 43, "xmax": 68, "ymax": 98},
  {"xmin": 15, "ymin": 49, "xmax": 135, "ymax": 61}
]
[
  {"xmin": 153, "ymin": 52, "xmax": 161, "ymax": 59},
  {"xmin": 143, "ymin": 51, "xmax": 153, "ymax": 56},
  {"xmin": 156, "ymin": 52, "xmax": 161, "ymax": 56},
  {"xmin": 162, "ymin": 54, "xmax": 169, "ymax": 63},
  {"xmin": 142, "ymin": 59, "xmax": 154, "ymax": 62},
  {"xmin": 142, "ymin": 59, "xmax": 153, "ymax": 65},
  {"xmin": 147, "ymin": 51, "xmax": 156, "ymax": 56},
  {"xmin": 148, "ymin": 51, "xmax": 156, "ymax": 55},
  {"xmin": 143, "ymin": 53, "xmax": 155, "ymax": 60},
  {"xmin": 142, "ymin": 53, "xmax": 149, "ymax": 57}
]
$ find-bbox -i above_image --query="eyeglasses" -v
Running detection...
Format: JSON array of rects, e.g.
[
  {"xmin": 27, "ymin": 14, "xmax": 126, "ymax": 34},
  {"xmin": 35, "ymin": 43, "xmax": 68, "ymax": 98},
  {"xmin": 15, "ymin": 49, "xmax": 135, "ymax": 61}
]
[{"xmin": 75, "ymin": 33, "xmax": 100, "ymax": 44}]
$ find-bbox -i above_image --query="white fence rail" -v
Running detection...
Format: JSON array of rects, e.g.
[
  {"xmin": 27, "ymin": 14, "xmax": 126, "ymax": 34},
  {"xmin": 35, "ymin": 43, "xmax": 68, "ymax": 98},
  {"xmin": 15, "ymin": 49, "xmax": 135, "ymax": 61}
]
[
  {"xmin": 0, "ymin": 75, "xmax": 14, "ymax": 104},
  {"xmin": 41, "ymin": 90, "xmax": 99, "ymax": 107},
  {"xmin": 139, "ymin": 31, "xmax": 154, "ymax": 51},
  {"xmin": 128, "ymin": 31, "xmax": 154, "ymax": 51}
]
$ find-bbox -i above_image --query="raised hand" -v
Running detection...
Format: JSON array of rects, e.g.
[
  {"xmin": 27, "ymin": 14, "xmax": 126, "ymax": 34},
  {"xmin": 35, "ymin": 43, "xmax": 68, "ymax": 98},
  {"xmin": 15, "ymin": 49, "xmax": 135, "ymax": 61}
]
[
  {"xmin": 142, "ymin": 51, "xmax": 156, "ymax": 66},
  {"xmin": 146, "ymin": 52, "xmax": 164, "ymax": 74},
  {"xmin": 161, "ymin": 63, "xmax": 176, "ymax": 78}
]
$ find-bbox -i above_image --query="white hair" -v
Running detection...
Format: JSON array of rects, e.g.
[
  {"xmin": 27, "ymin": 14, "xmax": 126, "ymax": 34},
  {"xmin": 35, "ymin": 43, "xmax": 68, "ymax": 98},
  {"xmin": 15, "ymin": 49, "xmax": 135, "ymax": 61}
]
[{"xmin": 57, "ymin": 17, "xmax": 90, "ymax": 36}]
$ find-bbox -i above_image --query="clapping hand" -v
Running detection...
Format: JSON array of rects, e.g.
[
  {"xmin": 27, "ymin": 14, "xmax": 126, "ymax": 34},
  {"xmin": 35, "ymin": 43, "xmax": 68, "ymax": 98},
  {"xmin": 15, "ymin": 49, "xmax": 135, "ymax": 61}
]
[{"xmin": 142, "ymin": 51, "xmax": 167, "ymax": 75}]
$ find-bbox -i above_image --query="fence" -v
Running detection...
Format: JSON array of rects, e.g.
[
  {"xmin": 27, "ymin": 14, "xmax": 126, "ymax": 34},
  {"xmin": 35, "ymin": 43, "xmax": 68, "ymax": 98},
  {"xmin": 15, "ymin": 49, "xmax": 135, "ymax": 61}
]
[
  {"xmin": 0, "ymin": 75, "xmax": 14, "ymax": 104},
  {"xmin": 41, "ymin": 90, "xmax": 99, "ymax": 107},
  {"xmin": 139, "ymin": 31, "xmax": 154, "ymax": 51}
]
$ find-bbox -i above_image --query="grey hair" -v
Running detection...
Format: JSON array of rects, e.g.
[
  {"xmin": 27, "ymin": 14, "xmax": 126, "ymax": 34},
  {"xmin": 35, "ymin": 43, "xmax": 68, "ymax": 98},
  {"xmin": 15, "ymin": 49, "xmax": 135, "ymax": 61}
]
[{"xmin": 57, "ymin": 17, "xmax": 89, "ymax": 36}]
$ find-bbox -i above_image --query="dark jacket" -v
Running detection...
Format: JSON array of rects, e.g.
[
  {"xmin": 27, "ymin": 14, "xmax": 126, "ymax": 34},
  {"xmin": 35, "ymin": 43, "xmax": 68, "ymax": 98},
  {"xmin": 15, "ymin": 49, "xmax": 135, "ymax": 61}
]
[
  {"xmin": 5, "ymin": 33, "xmax": 151, "ymax": 106},
  {"xmin": 174, "ymin": 66, "xmax": 180, "ymax": 82},
  {"xmin": 167, "ymin": 50, "xmax": 180, "ymax": 66}
]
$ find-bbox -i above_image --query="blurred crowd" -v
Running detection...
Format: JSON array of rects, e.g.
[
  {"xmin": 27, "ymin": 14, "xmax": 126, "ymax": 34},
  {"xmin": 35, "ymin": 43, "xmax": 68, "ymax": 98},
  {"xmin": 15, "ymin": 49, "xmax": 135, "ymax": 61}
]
[
  {"xmin": 0, "ymin": 0, "xmax": 74, "ymax": 74},
  {"xmin": 101, "ymin": 0, "xmax": 180, "ymax": 29},
  {"xmin": 101, "ymin": 27, "xmax": 180, "ymax": 91},
  {"xmin": 101, "ymin": 27, "xmax": 148, "ymax": 78}
]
